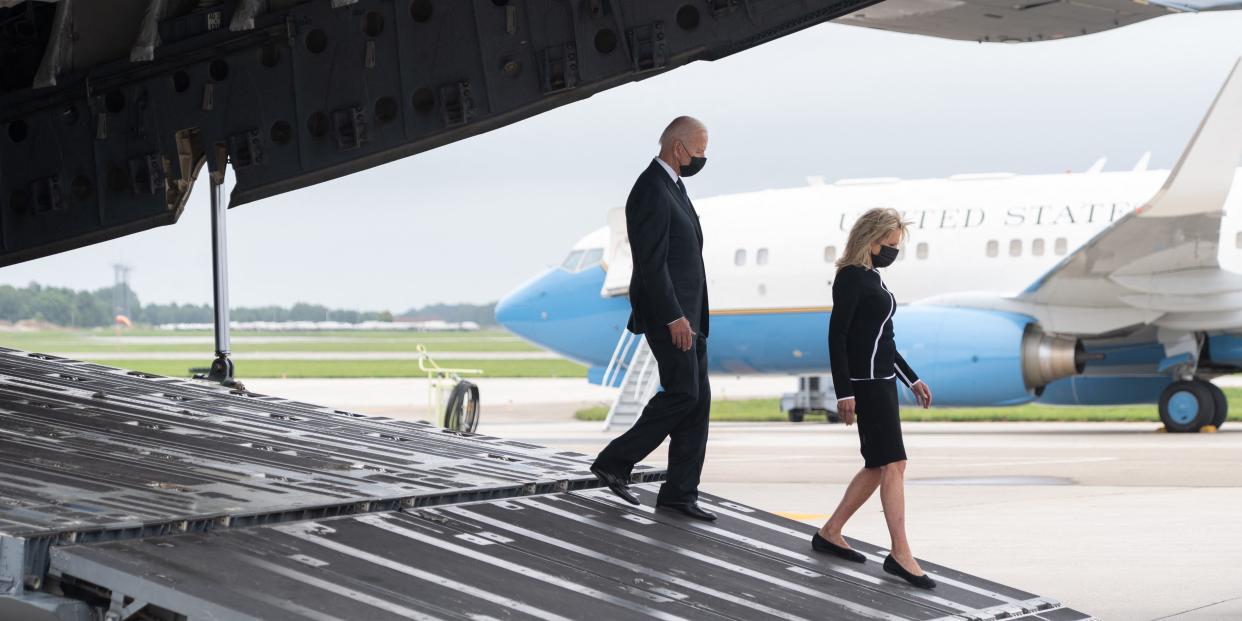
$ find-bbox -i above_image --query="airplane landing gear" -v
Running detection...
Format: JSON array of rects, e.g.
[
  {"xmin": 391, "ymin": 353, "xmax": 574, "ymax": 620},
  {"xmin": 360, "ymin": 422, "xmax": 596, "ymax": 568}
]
[
  {"xmin": 1159, "ymin": 379, "xmax": 1226, "ymax": 432},
  {"xmin": 1205, "ymin": 381, "xmax": 1228, "ymax": 429}
]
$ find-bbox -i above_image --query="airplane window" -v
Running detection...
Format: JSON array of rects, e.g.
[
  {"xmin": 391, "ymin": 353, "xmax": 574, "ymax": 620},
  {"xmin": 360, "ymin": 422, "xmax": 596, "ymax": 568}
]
[
  {"xmin": 824, "ymin": 246, "xmax": 836, "ymax": 262},
  {"xmin": 735, "ymin": 249, "xmax": 746, "ymax": 266},
  {"xmin": 756, "ymin": 248, "xmax": 769, "ymax": 265},
  {"xmin": 986, "ymin": 240, "xmax": 998, "ymax": 257},
  {"xmin": 561, "ymin": 250, "xmax": 585, "ymax": 271},
  {"xmin": 1009, "ymin": 239, "xmax": 1022, "ymax": 257},
  {"xmin": 1236, "ymin": 231, "xmax": 1241, "ymax": 248},
  {"xmin": 1032, "ymin": 239, "xmax": 1045, "ymax": 256},
  {"xmin": 916, "ymin": 242, "xmax": 928, "ymax": 260},
  {"xmin": 1055, "ymin": 237, "xmax": 1068, "ymax": 255},
  {"xmin": 580, "ymin": 248, "xmax": 604, "ymax": 268}
]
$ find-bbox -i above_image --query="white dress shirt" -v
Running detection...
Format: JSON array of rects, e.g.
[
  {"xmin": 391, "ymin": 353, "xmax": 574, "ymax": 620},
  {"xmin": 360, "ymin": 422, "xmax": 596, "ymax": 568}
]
[{"xmin": 654, "ymin": 157, "xmax": 679, "ymax": 182}]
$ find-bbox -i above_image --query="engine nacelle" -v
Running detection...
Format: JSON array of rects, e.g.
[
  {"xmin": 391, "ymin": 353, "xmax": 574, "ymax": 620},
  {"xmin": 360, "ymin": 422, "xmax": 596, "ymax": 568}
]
[{"xmin": 893, "ymin": 306, "xmax": 1084, "ymax": 406}]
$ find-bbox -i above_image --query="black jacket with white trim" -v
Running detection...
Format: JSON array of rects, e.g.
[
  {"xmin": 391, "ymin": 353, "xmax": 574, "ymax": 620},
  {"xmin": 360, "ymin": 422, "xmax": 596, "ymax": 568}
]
[{"xmin": 828, "ymin": 264, "xmax": 920, "ymax": 402}]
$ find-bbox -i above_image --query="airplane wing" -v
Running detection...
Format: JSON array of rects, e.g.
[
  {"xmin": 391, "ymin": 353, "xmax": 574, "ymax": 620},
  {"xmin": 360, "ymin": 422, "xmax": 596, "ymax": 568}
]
[
  {"xmin": 834, "ymin": 0, "xmax": 1241, "ymax": 43},
  {"xmin": 1015, "ymin": 58, "xmax": 1242, "ymax": 332}
]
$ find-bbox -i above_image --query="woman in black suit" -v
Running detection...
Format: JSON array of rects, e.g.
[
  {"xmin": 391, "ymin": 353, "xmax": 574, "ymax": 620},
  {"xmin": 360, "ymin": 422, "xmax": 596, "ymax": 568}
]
[{"xmin": 810, "ymin": 207, "xmax": 936, "ymax": 589}]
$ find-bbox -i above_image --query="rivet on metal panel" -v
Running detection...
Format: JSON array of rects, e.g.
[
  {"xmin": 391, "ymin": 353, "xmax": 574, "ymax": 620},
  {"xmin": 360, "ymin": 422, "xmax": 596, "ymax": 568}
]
[{"xmin": 582, "ymin": 0, "xmax": 606, "ymax": 19}]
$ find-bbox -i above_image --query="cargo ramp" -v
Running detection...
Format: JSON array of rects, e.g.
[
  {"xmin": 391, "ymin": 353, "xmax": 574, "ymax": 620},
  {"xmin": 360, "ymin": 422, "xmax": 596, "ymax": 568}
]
[{"xmin": 0, "ymin": 349, "xmax": 1093, "ymax": 620}]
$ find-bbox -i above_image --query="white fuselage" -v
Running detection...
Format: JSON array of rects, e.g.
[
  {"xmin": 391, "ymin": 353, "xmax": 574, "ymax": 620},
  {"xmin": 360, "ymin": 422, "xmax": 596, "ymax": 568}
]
[{"xmin": 667, "ymin": 169, "xmax": 1242, "ymax": 312}]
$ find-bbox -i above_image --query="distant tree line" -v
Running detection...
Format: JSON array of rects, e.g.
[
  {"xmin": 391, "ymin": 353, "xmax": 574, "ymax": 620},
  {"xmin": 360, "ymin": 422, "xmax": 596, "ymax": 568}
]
[{"xmin": 0, "ymin": 282, "xmax": 496, "ymax": 327}]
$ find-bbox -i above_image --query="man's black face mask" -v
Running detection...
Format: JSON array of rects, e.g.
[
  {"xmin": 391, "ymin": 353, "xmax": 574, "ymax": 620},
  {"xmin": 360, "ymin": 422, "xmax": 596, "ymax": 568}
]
[{"xmin": 678, "ymin": 142, "xmax": 707, "ymax": 177}]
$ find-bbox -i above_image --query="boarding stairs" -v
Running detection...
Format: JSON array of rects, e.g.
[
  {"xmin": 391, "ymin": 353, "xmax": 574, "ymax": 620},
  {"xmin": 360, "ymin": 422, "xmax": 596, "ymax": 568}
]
[{"xmin": 601, "ymin": 329, "xmax": 661, "ymax": 432}]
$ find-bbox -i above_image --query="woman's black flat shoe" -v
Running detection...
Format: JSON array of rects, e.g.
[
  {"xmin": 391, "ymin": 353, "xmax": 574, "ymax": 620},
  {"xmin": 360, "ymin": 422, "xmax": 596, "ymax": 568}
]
[
  {"xmin": 811, "ymin": 532, "xmax": 866, "ymax": 563},
  {"xmin": 883, "ymin": 555, "xmax": 936, "ymax": 589}
]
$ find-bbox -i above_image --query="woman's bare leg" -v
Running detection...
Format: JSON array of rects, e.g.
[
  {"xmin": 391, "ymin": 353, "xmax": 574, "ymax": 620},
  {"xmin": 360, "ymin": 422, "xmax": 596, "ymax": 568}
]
[
  {"xmin": 879, "ymin": 460, "xmax": 924, "ymax": 574},
  {"xmin": 819, "ymin": 467, "xmax": 881, "ymax": 547}
]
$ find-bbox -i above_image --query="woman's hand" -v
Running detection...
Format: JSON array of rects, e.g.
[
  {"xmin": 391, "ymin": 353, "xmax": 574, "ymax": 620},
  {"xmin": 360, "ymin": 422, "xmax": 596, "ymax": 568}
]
[
  {"xmin": 912, "ymin": 381, "xmax": 933, "ymax": 409},
  {"xmin": 837, "ymin": 398, "xmax": 856, "ymax": 426}
]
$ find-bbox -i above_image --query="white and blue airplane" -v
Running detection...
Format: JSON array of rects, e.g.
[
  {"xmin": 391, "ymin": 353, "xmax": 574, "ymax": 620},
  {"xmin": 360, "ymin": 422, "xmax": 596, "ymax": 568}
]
[{"xmin": 496, "ymin": 60, "xmax": 1242, "ymax": 433}]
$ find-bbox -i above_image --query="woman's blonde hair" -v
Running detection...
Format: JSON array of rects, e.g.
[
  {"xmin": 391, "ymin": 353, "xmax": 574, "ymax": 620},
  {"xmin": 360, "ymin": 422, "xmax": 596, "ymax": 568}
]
[{"xmin": 835, "ymin": 207, "xmax": 911, "ymax": 271}]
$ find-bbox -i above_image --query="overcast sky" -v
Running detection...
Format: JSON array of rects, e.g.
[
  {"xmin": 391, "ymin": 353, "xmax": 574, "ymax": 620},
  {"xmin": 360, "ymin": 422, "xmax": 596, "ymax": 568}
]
[{"xmin": 4, "ymin": 12, "xmax": 1242, "ymax": 312}]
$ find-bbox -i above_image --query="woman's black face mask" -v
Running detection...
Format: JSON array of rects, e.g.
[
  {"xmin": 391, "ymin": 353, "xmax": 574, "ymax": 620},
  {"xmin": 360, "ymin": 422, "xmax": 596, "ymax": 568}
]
[{"xmin": 871, "ymin": 244, "xmax": 899, "ymax": 268}]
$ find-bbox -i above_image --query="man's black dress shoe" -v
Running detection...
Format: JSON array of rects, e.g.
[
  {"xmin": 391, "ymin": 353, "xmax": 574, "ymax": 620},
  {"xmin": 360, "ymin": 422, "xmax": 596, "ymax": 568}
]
[
  {"xmin": 883, "ymin": 555, "xmax": 936, "ymax": 589},
  {"xmin": 811, "ymin": 532, "xmax": 866, "ymax": 563},
  {"xmin": 589, "ymin": 465, "xmax": 640, "ymax": 505},
  {"xmin": 656, "ymin": 502, "xmax": 717, "ymax": 521}
]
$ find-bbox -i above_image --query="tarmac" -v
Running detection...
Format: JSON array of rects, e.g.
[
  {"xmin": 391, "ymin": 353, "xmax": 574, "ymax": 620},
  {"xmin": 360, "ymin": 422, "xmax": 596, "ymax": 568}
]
[{"xmin": 244, "ymin": 377, "xmax": 1242, "ymax": 620}]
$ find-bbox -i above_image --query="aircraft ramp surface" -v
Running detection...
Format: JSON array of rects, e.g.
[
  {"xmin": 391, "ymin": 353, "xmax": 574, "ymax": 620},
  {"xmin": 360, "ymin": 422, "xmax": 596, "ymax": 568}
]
[{"xmin": 0, "ymin": 348, "xmax": 1092, "ymax": 619}]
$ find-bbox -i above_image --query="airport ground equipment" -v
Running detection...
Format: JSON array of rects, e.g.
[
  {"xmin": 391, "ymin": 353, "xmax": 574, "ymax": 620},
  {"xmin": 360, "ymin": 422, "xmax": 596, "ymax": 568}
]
[
  {"xmin": 602, "ymin": 328, "xmax": 659, "ymax": 432},
  {"xmin": 0, "ymin": 348, "xmax": 1095, "ymax": 619},
  {"xmin": 781, "ymin": 375, "xmax": 842, "ymax": 423},
  {"xmin": 416, "ymin": 343, "xmax": 482, "ymax": 433}
]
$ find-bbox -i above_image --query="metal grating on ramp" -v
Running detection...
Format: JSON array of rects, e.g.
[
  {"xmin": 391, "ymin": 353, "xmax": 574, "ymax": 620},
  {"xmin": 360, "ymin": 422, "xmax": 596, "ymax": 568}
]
[
  {"xmin": 0, "ymin": 347, "xmax": 659, "ymax": 542},
  {"xmin": 0, "ymin": 348, "xmax": 1092, "ymax": 619},
  {"xmin": 48, "ymin": 485, "xmax": 1094, "ymax": 621}
]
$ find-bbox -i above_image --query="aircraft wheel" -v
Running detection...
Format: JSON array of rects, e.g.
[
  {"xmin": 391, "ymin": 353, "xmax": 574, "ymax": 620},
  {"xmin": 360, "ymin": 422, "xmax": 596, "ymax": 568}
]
[
  {"xmin": 1205, "ymin": 380, "xmax": 1228, "ymax": 429},
  {"xmin": 787, "ymin": 408, "xmax": 806, "ymax": 423},
  {"xmin": 1159, "ymin": 380, "xmax": 1216, "ymax": 433}
]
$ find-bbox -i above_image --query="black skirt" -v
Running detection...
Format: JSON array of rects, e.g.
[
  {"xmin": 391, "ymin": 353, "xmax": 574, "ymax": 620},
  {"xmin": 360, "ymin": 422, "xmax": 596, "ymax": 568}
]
[{"xmin": 850, "ymin": 378, "xmax": 907, "ymax": 468}]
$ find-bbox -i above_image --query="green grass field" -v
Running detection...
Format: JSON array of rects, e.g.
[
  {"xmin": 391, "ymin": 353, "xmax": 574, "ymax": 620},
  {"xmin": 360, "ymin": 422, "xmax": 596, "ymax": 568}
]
[
  {"xmin": 87, "ymin": 358, "xmax": 586, "ymax": 379},
  {"xmin": 575, "ymin": 390, "xmax": 1242, "ymax": 423},
  {"xmin": 0, "ymin": 328, "xmax": 576, "ymax": 377}
]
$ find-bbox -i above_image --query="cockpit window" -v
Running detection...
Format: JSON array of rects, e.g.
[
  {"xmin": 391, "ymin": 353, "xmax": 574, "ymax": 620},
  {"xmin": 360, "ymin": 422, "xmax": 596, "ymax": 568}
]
[
  {"xmin": 560, "ymin": 248, "xmax": 604, "ymax": 272},
  {"xmin": 580, "ymin": 248, "xmax": 604, "ymax": 268},
  {"xmin": 561, "ymin": 250, "xmax": 585, "ymax": 271}
]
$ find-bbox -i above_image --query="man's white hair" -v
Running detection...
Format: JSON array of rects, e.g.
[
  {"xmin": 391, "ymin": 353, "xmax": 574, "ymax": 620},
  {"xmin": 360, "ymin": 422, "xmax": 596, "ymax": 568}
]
[{"xmin": 658, "ymin": 116, "xmax": 706, "ymax": 148}]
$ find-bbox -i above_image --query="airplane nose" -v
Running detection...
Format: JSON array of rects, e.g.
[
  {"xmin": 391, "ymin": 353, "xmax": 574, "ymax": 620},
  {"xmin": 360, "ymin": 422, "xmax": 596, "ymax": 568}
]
[{"xmin": 495, "ymin": 269, "xmax": 551, "ymax": 338}]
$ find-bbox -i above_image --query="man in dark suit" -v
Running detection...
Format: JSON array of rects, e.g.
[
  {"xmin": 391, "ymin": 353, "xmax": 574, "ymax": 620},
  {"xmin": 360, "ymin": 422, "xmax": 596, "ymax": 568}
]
[{"xmin": 590, "ymin": 116, "xmax": 716, "ymax": 522}]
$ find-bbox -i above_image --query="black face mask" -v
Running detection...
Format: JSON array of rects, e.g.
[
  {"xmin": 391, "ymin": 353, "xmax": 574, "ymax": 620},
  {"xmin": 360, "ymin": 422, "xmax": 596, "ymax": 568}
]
[
  {"xmin": 871, "ymin": 244, "xmax": 899, "ymax": 268},
  {"xmin": 678, "ymin": 142, "xmax": 707, "ymax": 177}
]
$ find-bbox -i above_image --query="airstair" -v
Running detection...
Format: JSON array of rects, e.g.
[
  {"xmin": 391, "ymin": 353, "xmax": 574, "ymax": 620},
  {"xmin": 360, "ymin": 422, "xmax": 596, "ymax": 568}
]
[{"xmin": 600, "ymin": 330, "xmax": 662, "ymax": 432}]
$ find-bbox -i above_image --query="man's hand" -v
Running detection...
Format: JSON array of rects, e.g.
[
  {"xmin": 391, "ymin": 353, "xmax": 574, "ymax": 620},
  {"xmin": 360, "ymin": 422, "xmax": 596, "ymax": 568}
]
[
  {"xmin": 912, "ymin": 381, "xmax": 933, "ymax": 409},
  {"xmin": 668, "ymin": 317, "xmax": 695, "ymax": 351},
  {"xmin": 837, "ymin": 398, "xmax": 855, "ymax": 426}
]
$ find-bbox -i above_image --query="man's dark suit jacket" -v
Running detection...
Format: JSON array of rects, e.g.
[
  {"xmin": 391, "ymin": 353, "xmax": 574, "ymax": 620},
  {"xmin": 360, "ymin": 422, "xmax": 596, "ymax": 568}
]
[{"xmin": 626, "ymin": 159, "xmax": 710, "ymax": 339}]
